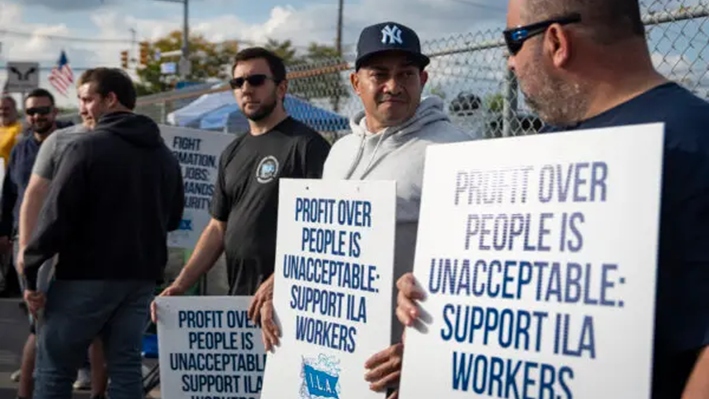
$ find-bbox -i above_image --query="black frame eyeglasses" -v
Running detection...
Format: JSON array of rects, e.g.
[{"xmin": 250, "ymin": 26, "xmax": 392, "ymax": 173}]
[
  {"xmin": 503, "ymin": 13, "xmax": 582, "ymax": 56},
  {"xmin": 229, "ymin": 74, "xmax": 277, "ymax": 90}
]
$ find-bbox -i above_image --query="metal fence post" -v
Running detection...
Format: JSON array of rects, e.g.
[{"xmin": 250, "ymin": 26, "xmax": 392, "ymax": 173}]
[{"xmin": 502, "ymin": 68, "xmax": 519, "ymax": 137}]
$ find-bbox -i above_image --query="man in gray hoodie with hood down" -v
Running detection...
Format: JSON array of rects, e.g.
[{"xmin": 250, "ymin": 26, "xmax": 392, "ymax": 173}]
[{"xmin": 249, "ymin": 21, "xmax": 482, "ymax": 399}]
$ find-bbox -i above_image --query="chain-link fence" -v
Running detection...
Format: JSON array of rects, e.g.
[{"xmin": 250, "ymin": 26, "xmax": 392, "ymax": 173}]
[{"xmin": 61, "ymin": 1, "xmax": 708, "ymax": 140}]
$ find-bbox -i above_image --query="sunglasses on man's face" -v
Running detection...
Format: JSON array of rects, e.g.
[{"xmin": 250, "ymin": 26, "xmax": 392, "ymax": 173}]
[
  {"xmin": 229, "ymin": 74, "xmax": 276, "ymax": 90},
  {"xmin": 26, "ymin": 106, "xmax": 53, "ymax": 116},
  {"xmin": 503, "ymin": 13, "xmax": 582, "ymax": 56}
]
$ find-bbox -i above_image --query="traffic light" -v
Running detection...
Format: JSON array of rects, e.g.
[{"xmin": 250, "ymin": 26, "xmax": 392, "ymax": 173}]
[
  {"xmin": 120, "ymin": 50, "xmax": 129, "ymax": 69},
  {"xmin": 139, "ymin": 41, "xmax": 150, "ymax": 65}
]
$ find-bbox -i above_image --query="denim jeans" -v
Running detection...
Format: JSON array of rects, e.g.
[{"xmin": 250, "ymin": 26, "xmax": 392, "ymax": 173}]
[{"xmin": 33, "ymin": 280, "xmax": 155, "ymax": 399}]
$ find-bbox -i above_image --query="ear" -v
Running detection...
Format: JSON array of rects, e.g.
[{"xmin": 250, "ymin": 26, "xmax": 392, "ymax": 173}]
[
  {"xmin": 545, "ymin": 24, "xmax": 572, "ymax": 68},
  {"xmin": 419, "ymin": 70, "xmax": 429, "ymax": 88},
  {"xmin": 350, "ymin": 72, "xmax": 360, "ymax": 95},
  {"xmin": 50, "ymin": 107, "xmax": 58, "ymax": 118},
  {"xmin": 277, "ymin": 79, "xmax": 288, "ymax": 100},
  {"xmin": 105, "ymin": 91, "xmax": 120, "ymax": 108}
]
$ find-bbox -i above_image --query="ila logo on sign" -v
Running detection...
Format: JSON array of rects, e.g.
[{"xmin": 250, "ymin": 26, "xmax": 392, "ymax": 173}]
[
  {"xmin": 300, "ymin": 354, "xmax": 341, "ymax": 399},
  {"xmin": 381, "ymin": 25, "xmax": 403, "ymax": 45}
]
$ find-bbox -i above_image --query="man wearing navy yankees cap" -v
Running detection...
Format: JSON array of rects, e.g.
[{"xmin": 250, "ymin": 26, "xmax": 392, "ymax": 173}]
[
  {"xmin": 339, "ymin": 22, "xmax": 479, "ymax": 398},
  {"xmin": 249, "ymin": 21, "xmax": 481, "ymax": 399}
]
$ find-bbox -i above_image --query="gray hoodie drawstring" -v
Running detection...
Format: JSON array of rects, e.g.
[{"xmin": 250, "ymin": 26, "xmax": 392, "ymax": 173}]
[
  {"xmin": 359, "ymin": 132, "xmax": 385, "ymax": 179},
  {"xmin": 343, "ymin": 134, "xmax": 366, "ymax": 179}
]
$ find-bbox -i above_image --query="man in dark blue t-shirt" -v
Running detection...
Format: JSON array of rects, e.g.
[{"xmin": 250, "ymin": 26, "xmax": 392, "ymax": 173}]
[
  {"xmin": 0, "ymin": 88, "xmax": 63, "ymax": 399},
  {"xmin": 537, "ymin": 82, "xmax": 709, "ymax": 397},
  {"xmin": 502, "ymin": 0, "xmax": 709, "ymax": 397},
  {"xmin": 395, "ymin": 0, "xmax": 709, "ymax": 398}
]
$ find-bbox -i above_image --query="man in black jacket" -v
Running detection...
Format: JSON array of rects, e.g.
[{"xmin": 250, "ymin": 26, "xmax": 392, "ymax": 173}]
[{"xmin": 22, "ymin": 67, "xmax": 184, "ymax": 399}]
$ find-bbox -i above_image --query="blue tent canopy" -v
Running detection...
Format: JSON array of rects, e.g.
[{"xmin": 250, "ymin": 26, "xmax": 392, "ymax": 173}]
[
  {"xmin": 197, "ymin": 94, "xmax": 350, "ymax": 132},
  {"xmin": 165, "ymin": 83, "xmax": 231, "ymax": 126}
]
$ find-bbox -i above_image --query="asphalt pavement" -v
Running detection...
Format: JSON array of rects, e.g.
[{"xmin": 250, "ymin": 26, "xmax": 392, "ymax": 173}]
[{"xmin": 0, "ymin": 298, "xmax": 93, "ymax": 399}]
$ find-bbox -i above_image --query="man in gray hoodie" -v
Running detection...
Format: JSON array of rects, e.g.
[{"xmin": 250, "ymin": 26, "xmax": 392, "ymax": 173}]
[{"xmin": 250, "ymin": 21, "xmax": 481, "ymax": 399}]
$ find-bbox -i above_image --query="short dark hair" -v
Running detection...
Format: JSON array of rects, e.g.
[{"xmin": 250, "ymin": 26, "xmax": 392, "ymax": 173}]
[
  {"xmin": 525, "ymin": 0, "xmax": 645, "ymax": 44},
  {"xmin": 25, "ymin": 88, "xmax": 55, "ymax": 106},
  {"xmin": 231, "ymin": 47, "xmax": 287, "ymax": 83},
  {"xmin": 77, "ymin": 67, "xmax": 137, "ymax": 110},
  {"xmin": 1, "ymin": 96, "xmax": 17, "ymax": 110}
]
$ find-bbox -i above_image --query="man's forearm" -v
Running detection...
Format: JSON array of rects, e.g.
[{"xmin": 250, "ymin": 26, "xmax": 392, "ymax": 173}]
[
  {"xmin": 174, "ymin": 220, "xmax": 226, "ymax": 290},
  {"xmin": 19, "ymin": 176, "xmax": 50, "ymax": 250}
]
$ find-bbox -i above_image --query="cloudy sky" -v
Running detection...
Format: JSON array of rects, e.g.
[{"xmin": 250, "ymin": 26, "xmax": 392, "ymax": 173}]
[
  {"xmin": 0, "ymin": 0, "xmax": 508, "ymax": 108},
  {"xmin": 0, "ymin": 0, "xmax": 707, "ymax": 112}
]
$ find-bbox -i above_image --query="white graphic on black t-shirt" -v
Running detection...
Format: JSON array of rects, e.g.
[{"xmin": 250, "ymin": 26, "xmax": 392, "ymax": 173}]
[{"xmin": 256, "ymin": 155, "xmax": 279, "ymax": 183}]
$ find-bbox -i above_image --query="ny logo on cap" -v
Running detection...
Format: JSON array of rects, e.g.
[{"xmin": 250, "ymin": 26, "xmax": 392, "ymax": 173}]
[{"xmin": 381, "ymin": 25, "xmax": 403, "ymax": 45}]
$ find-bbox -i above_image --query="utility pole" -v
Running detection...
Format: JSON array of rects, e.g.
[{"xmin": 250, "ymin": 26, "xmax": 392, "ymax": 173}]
[
  {"xmin": 182, "ymin": 0, "xmax": 189, "ymax": 72},
  {"xmin": 333, "ymin": 0, "xmax": 344, "ymax": 113},
  {"xmin": 154, "ymin": 0, "xmax": 190, "ymax": 78},
  {"xmin": 335, "ymin": 0, "xmax": 344, "ymax": 55},
  {"xmin": 129, "ymin": 28, "xmax": 137, "ymax": 65}
]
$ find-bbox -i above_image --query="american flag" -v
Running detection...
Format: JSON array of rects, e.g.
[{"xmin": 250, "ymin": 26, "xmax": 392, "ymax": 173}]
[{"xmin": 48, "ymin": 50, "xmax": 74, "ymax": 97}]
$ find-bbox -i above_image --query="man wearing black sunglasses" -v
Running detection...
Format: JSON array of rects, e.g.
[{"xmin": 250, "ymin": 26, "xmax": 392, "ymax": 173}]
[
  {"xmin": 506, "ymin": 0, "xmax": 709, "ymax": 398},
  {"xmin": 397, "ymin": 1, "xmax": 709, "ymax": 398},
  {"xmin": 0, "ymin": 87, "xmax": 61, "ymax": 399},
  {"xmin": 153, "ymin": 47, "xmax": 331, "ymax": 323}
]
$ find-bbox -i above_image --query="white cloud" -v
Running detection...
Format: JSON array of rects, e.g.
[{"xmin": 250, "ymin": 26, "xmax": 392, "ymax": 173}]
[
  {"xmin": 4, "ymin": 0, "xmax": 705, "ymax": 112},
  {"xmin": 0, "ymin": 3, "xmax": 73, "ymax": 63},
  {"xmin": 0, "ymin": 0, "xmax": 509, "ymax": 108}
]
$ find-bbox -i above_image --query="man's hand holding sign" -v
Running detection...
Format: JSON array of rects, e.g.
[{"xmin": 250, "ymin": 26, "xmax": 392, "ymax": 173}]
[{"xmin": 249, "ymin": 274, "xmax": 280, "ymax": 351}]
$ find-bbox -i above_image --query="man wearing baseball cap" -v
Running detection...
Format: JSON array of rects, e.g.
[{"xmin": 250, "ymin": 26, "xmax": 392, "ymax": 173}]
[
  {"xmin": 344, "ymin": 22, "xmax": 482, "ymax": 398},
  {"xmin": 353, "ymin": 21, "xmax": 431, "ymax": 70},
  {"xmin": 250, "ymin": 21, "xmax": 482, "ymax": 399}
]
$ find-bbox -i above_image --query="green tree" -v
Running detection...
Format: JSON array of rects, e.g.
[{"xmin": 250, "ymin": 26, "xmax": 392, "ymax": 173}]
[
  {"xmin": 485, "ymin": 93, "xmax": 505, "ymax": 113},
  {"xmin": 135, "ymin": 31, "xmax": 239, "ymax": 94},
  {"xmin": 263, "ymin": 39, "xmax": 299, "ymax": 63}
]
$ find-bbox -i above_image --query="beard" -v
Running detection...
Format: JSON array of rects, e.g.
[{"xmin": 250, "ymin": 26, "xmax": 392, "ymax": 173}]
[
  {"xmin": 31, "ymin": 119, "xmax": 54, "ymax": 134},
  {"xmin": 518, "ymin": 53, "xmax": 589, "ymax": 128},
  {"xmin": 243, "ymin": 93, "xmax": 278, "ymax": 122}
]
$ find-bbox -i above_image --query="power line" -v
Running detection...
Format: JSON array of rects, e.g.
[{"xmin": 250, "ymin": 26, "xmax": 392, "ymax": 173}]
[
  {"xmin": 447, "ymin": 0, "xmax": 505, "ymax": 11},
  {"xmin": 0, "ymin": 64, "xmax": 97, "ymax": 71},
  {"xmin": 0, "ymin": 29, "xmax": 133, "ymax": 44},
  {"xmin": 0, "ymin": 28, "xmax": 323, "ymax": 49}
]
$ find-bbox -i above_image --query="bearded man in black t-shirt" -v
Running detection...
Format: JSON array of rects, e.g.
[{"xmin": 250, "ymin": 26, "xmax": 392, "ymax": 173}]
[{"xmin": 152, "ymin": 47, "xmax": 331, "ymax": 316}]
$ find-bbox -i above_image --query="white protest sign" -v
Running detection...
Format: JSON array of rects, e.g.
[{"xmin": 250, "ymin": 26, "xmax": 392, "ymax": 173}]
[
  {"xmin": 159, "ymin": 125, "xmax": 235, "ymax": 249},
  {"xmin": 156, "ymin": 296, "xmax": 266, "ymax": 399},
  {"xmin": 399, "ymin": 124, "xmax": 664, "ymax": 398},
  {"xmin": 261, "ymin": 179, "xmax": 396, "ymax": 399}
]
